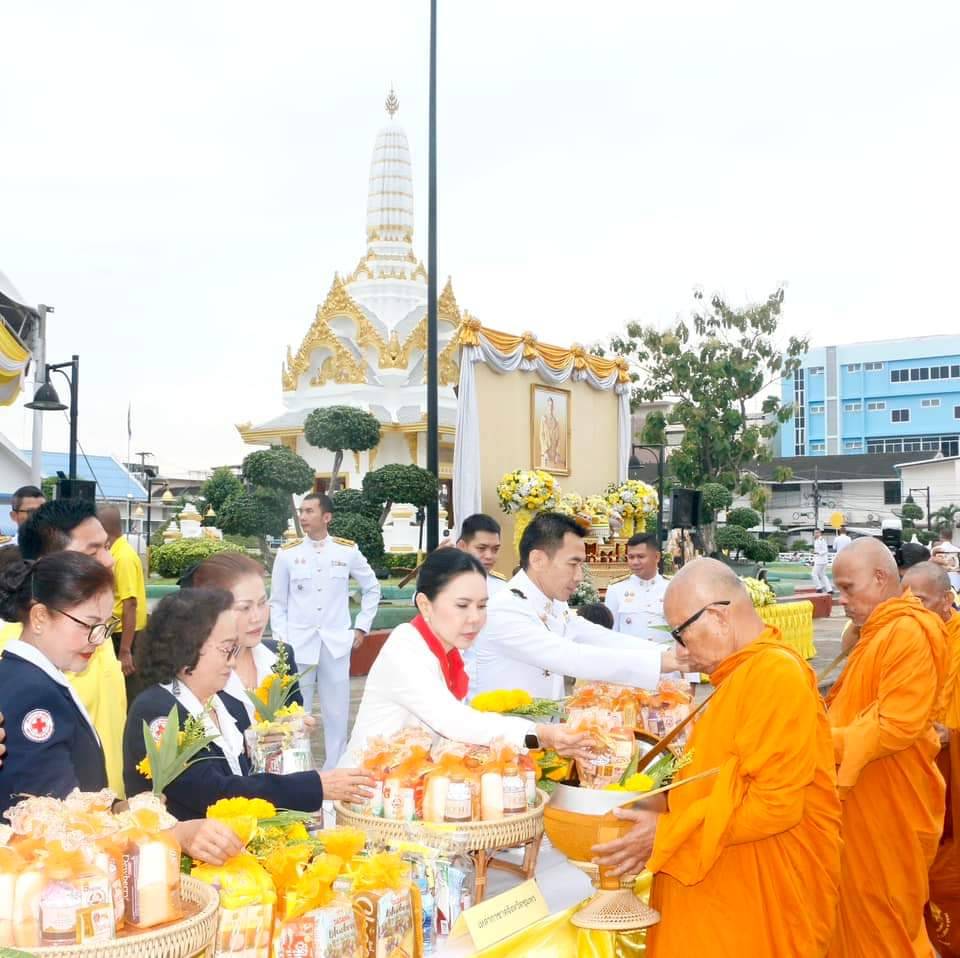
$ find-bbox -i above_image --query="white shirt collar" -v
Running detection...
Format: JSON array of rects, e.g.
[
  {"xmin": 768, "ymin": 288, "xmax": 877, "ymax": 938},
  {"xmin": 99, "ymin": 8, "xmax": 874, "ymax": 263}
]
[
  {"xmin": 5, "ymin": 638, "xmax": 100, "ymax": 744},
  {"xmin": 161, "ymin": 680, "xmax": 245, "ymax": 776}
]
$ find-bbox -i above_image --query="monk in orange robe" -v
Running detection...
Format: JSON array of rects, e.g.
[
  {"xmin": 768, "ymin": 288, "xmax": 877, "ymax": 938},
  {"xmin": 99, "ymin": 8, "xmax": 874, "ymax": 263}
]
[
  {"xmin": 593, "ymin": 558, "xmax": 842, "ymax": 957},
  {"xmin": 828, "ymin": 538, "xmax": 948, "ymax": 957},
  {"xmin": 902, "ymin": 561, "xmax": 960, "ymax": 956}
]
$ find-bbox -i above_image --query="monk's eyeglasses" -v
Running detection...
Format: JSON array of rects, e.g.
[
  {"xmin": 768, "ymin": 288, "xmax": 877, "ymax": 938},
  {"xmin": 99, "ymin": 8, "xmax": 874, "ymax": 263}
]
[{"xmin": 670, "ymin": 601, "xmax": 731, "ymax": 646}]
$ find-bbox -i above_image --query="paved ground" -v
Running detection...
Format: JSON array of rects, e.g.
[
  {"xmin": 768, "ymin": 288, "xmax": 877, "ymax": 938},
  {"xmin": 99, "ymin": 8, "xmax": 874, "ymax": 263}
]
[{"xmin": 307, "ymin": 602, "xmax": 850, "ymax": 767}]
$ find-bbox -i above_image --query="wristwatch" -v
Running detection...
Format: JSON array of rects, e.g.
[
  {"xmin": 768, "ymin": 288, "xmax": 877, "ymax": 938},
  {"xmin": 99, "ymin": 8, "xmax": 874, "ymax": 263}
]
[{"xmin": 524, "ymin": 732, "xmax": 541, "ymax": 750}]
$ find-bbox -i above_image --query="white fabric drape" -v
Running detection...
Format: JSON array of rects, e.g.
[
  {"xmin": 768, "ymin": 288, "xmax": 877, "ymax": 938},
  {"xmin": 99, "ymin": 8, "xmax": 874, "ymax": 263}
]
[{"xmin": 452, "ymin": 337, "xmax": 630, "ymax": 531}]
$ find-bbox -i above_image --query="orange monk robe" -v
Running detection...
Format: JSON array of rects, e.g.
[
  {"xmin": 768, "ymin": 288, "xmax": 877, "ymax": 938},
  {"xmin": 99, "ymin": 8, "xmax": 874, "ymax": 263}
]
[
  {"xmin": 826, "ymin": 592, "xmax": 947, "ymax": 958},
  {"xmin": 926, "ymin": 611, "xmax": 960, "ymax": 956},
  {"xmin": 645, "ymin": 628, "xmax": 842, "ymax": 958}
]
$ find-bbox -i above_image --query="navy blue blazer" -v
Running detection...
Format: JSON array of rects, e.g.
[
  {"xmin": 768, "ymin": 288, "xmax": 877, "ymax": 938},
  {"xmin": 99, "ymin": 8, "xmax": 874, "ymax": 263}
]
[
  {"xmin": 0, "ymin": 650, "xmax": 107, "ymax": 816},
  {"xmin": 219, "ymin": 639, "xmax": 305, "ymax": 718},
  {"xmin": 123, "ymin": 684, "xmax": 323, "ymax": 821}
]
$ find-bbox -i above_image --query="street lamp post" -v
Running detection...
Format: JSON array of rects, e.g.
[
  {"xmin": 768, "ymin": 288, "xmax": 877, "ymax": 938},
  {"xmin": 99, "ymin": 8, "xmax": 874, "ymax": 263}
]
[
  {"xmin": 908, "ymin": 487, "xmax": 933, "ymax": 531},
  {"xmin": 25, "ymin": 354, "xmax": 80, "ymax": 482}
]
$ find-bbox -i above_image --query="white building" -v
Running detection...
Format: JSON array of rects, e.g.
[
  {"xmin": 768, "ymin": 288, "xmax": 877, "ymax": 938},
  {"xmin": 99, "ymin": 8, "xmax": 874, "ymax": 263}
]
[{"xmin": 237, "ymin": 91, "xmax": 468, "ymax": 495}]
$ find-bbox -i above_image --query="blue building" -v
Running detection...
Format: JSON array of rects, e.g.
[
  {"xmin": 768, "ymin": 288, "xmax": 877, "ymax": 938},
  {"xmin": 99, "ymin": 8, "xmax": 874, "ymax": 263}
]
[{"xmin": 780, "ymin": 336, "xmax": 960, "ymax": 458}]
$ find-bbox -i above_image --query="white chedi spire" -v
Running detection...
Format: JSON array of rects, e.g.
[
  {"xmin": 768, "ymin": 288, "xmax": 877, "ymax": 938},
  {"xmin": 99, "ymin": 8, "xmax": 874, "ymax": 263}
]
[{"xmin": 364, "ymin": 88, "xmax": 420, "ymax": 279}]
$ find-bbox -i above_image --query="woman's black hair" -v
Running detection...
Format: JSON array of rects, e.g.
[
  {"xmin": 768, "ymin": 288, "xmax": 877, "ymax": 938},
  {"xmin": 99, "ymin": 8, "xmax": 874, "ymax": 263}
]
[
  {"xmin": 576, "ymin": 602, "xmax": 614, "ymax": 629},
  {"xmin": 0, "ymin": 551, "xmax": 114, "ymax": 625},
  {"xmin": 415, "ymin": 548, "xmax": 486, "ymax": 601},
  {"xmin": 136, "ymin": 587, "xmax": 234, "ymax": 685}
]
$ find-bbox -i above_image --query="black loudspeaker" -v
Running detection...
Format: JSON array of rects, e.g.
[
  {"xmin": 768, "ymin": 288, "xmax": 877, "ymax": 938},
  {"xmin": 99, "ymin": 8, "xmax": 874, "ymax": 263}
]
[
  {"xmin": 671, "ymin": 488, "xmax": 702, "ymax": 528},
  {"xmin": 56, "ymin": 479, "xmax": 96, "ymax": 502}
]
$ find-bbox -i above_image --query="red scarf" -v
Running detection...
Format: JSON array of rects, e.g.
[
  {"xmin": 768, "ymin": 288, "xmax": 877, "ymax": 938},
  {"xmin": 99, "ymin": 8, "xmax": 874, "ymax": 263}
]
[{"xmin": 411, "ymin": 614, "xmax": 469, "ymax": 701}]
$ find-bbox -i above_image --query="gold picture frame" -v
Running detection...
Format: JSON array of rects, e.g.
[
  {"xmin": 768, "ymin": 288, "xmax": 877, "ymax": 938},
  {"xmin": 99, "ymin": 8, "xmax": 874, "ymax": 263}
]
[{"xmin": 531, "ymin": 384, "xmax": 571, "ymax": 475}]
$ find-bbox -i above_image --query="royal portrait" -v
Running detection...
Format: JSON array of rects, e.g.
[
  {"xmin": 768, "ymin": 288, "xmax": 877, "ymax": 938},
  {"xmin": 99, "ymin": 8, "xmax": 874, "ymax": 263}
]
[{"xmin": 531, "ymin": 384, "xmax": 571, "ymax": 475}]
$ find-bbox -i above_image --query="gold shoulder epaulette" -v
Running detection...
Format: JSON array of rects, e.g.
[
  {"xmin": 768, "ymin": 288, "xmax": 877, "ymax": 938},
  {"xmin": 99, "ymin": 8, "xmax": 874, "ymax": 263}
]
[
  {"xmin": 0, "ymin": 535, "xmax": 12, "ymax": 545},
  {"xmin": 332, "ymin": 536, "xmax": 357, "ymax": 547},
  {"xmin": 608, "ymin": 573, "xmax": 631, "ymax": 585},
  {"xmin": 489, "ymin": 570, "xmax": 507, "ymax": 581},
  {"xmin": 281, "ymin": 538, "xmax": 303, "ymax": 550}
]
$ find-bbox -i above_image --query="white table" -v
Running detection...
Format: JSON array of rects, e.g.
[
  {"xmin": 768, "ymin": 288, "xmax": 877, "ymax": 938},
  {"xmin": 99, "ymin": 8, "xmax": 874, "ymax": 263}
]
[{"xmin": 436, "ymin": 839, "xmax": 592, "ymax": 956}]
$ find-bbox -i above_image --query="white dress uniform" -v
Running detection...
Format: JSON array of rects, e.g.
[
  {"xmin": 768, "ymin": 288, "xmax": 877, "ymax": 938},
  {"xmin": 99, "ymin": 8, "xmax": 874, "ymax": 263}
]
[
  {"xmin": 472, "ymin": 570, "xmax": 664, "ymax": 699},
  {"xmin": 604, "ymin": 573, "xmax": 669, "ymax": 642},
  {"xmin": 462, "ymin": 571, "xmax": 507, "ymax": 694},
  {"xmin": 269, "ymin": 534, "xmax": 381, "ymax": 769},
  {"xmin": 812, "ymin": 537, "xmax": 830, "ymax": 592}
]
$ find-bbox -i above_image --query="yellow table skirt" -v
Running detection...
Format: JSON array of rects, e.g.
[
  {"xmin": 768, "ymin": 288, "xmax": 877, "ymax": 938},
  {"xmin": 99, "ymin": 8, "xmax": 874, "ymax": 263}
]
[
  {"xmin": 0, "ymin": 624, "xmax": 127, "ymax": 797},
  {"xmin": 758, "ymin": 601, "xmax": 816, "ymax": 659}
]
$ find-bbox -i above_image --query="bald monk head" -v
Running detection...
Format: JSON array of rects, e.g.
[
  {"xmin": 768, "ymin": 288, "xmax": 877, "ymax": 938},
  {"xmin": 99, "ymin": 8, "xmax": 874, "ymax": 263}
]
[
  {"xmin": 663, "ymin": 557, "xmax": 766, "ymax": 673},
  {"xmin": 831, "ymin": 537, "xmax": 900, "ymax": 627},
  {"xmin": 902, "ymin": 560, "xmax": 954, "ymax": 623},
  {"xmin": 96, "ymin": 504, "xmax": 123, "ymax": 539}
]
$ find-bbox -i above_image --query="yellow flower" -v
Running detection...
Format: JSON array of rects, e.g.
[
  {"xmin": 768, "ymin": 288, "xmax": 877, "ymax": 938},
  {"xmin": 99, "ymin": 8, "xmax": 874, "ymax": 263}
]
[
  {"xmin": 623, "ymin": 773, "xmax": 654, "ymax": 792},
  {"xmin": 275, "ymin": 702, "xmax": 305, "ymax": 720},
  {"xmin": 207, "ymin": 797, "xmax": 277, "ymax": 820},
  {"xmin": 471, "ymin": 689, "xmax": 533, "ymax": 713},
  {"xmin": 136, "ymin": 755, "xmax": 152, "ymax": 781},
  {"xmin": 285, "ymin": 822, "xmax": 310, "ymax": 843},
  {"xmin": 319, "ymin": 827, "xmax": 366, "ymax": 862}
]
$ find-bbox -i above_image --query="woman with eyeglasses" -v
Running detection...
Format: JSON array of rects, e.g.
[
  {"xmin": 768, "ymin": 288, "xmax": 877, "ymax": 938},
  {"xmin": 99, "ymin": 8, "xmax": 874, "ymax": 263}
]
[
  {"xmin": 0, "ymin": 553, "xmax": 245, "ymax": 865},
  {"xmin": 180, "ymin": 552, "xmax": 306, "ymax": 724},
  {"xmin": 123, "ymin": 588, "xmax": 374, "ymax": 821}
]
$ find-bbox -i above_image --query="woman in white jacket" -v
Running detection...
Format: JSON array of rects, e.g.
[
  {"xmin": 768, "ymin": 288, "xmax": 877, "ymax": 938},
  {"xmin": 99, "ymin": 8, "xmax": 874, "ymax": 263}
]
[{"xmin": 342, "ymin": 549, "xmax": 592, "ymax": 766}]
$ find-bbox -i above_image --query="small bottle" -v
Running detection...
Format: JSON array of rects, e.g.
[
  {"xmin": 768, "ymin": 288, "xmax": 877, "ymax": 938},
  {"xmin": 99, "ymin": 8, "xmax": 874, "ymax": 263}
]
[
  {"xmin": 444, "ymin": 776, "xmax": 473, "ymax": 823},
  {"xmin": 417, "ymin": 873, "xmax": 436, "ymax": 955},
  {"xmin": 502, "ymin": 764, "xmax": 527, "ymax": 816}
]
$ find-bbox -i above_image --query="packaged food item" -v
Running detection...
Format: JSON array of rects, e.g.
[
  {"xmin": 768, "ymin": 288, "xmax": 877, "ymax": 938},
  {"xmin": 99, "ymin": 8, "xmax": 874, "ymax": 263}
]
[
  {"xmin": 193, "ymin": 852, "xmax": 277, "ymax": 958},
  {"xmin": 350, "ymin": 853, "xmax": 415, "ymax": 958},
  {"xmin": 121, "ymin": 829, "xmax": 182, "ymax": 929},
  {"xmin": 434, "ymin": 853, "xmax": 475, "ymax": 941},
  {"xmin": 501, "ymin": 763, "xmax": 527, "ymax": 816},
  {"xmin": 570, "ymin": 709, "xmax": 636, "ymax": 789},
  {"xmin": 38, "ymin": 847, "xmax": 114, "ymax": 946},
  {"xmin": 638, "ymin": 679, "xmax": 694, "ymax": 745},
  {"xmin": 0, "ymin": 845, "xmax": 23, "ymax": 946},
  {"xmin": 245, "ymin": 713, "xmax": 313, "ymax": 775},
  {"xmin": 13, "ymin": 858, "xmax": 45, "ymax": 948}
]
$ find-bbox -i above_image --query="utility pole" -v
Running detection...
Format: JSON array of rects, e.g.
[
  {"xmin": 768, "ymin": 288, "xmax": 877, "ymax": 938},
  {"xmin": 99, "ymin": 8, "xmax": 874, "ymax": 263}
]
[{"xmin": 812, "ymin": 465, "xmax": 821, "ymax": 530}]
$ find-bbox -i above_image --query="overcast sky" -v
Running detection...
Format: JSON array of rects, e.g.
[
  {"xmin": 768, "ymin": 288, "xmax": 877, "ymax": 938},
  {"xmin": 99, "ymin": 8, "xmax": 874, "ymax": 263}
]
[{"xmin": 2, "ymin": 2, "xmax": 957, "ymax": 475}]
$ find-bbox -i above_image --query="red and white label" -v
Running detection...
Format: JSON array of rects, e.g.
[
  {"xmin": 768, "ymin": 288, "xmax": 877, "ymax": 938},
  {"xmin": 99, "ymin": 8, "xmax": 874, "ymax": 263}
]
[
  {"xmin": 22, "ymin": 709, "xmax": 54, "ymax": 743},
  {"xmin": 148, "ymin": 717, "xmax": 168, "ymax": 743}
]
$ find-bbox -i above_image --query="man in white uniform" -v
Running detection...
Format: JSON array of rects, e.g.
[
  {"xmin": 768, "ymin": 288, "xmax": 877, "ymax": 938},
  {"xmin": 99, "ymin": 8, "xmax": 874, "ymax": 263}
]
[
  {"xmin": 454, "ymin": 514, "xmax": 508, "ymax": 690},
  {"xmin": 473, "ymin": 512, "xmax": 689, "ymax": 699},
  {"xmin": 811, "ymin": 528, "xmax": 831, "ymax": 593},
  {"xmin": 833, "ymin": 526, "xmax": 852, "ymax": 555},
  {"xmin": 270, "ymin": 492, "xmax": 381, "ymax": 769},
  {"xmin": 604, "ymin": 532, "xmax": 668, "ymax": 641}
]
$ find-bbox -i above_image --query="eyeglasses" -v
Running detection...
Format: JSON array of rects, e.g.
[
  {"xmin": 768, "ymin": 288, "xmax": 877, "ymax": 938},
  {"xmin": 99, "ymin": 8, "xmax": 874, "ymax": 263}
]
[
  {"xmin": 205, "ymin": 642, "xmax": 241, "ymax": 662},
  {"xmin": 53, "ymin": 608, "xmax": 121, "ymax": 646},
  {"xmin": 670, "ymin": 601, "xmax": 731, "ymax": 646}
]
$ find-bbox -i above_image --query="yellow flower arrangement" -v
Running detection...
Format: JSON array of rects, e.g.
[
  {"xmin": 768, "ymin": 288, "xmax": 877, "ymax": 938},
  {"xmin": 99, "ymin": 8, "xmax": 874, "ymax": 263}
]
[
  {"xmin": 604, "ymin": 773, "xmax": 655, "ymax": 793},
  {"xmin": 206, "ymin": 797, "xmax": 279, "ymax": 845},
  {"xmin": 495, "ymin": 469, "xmax": 560, "ymax": 514},
  {"xmin": 138, "ymin": 705, "xmax": 218, "ymax": 799},
  {"xmin": 317, "ymin": 827, "xmax": 366, "ymax": 863},
  {"xmin": 471, "ymin": 689, "xmax": 533, "ymax": 713}
]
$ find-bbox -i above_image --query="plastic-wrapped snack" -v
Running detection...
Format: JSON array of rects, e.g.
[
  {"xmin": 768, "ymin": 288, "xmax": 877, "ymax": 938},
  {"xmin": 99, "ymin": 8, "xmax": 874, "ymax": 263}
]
[
  {"xmin": 350, "ymin": 853, "xmax": 416, "ymax": 958},
  {"xmin": 569, "ymin": 709, "xmax": 636, "ymax": 789},
  {"xmin": 245, "ymin": 712, "xmax": 313, "ymax": 775},
  {"xmin": 638, "ymin": 679, "xmax": 694, "ymax": 744}
]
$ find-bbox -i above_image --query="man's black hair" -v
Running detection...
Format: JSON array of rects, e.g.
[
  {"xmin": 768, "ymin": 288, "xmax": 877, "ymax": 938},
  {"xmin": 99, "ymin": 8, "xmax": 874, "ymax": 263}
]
[
  {"xmin": 519, "ymin": 511, "xmax": 585, "ymax": 569},
  {"xmin": 626, "ymin": 532, "xmax": 659, "ymax": 550},
  {"xmin": 459, "ymin": 513, "xmax": 501, "ymax": 543},
  {"xmin": 20, "ymin": 498, "xmax": 97, "ymax": 560},
  {"xmin": 11, "ymin": 485, "xmax": 44, "ymax": 512}
]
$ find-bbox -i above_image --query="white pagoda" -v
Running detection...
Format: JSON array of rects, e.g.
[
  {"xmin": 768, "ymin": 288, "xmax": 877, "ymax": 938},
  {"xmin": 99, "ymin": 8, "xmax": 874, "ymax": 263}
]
[{"xmin": 237, "ymin": 89, "xmax": 467, "ymax": 494}]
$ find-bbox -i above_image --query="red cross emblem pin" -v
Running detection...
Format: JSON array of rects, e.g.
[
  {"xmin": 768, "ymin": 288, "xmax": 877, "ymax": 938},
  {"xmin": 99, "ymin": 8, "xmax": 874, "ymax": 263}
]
[{"xmin": 22, "ymin": 709, "xmax": 54, "ymax": 743}]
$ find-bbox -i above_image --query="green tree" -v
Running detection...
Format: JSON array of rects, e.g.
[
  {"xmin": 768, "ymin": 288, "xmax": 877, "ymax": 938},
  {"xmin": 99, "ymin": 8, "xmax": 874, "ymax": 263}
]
[
  {"xmin": 750, "ymin": 487, "xmax": 771, "ymax": 532},
  {"xmin": 772, "ymin": 466, "xmax": 795, "ymax": 484},
  {"xmin": 201, "ymin": 467, "xmax": 244, "ymax": 514},
  {"xmin": 609, "ymin": 288, "xmax": 807, "ymax": 493},
  {"xmin": 699, "ymin": 482, "xmax": 734, "ymax": 524},
  {"xmin": 716, "ymin": 525, "xmax": 753, "ymax": 559},
  {"xmin": 218, "ymin": 488, "xmax": 290, "ymax": 540},
  {"xmin": 363, "ymin": 464, "xmax": 439, "ymax": 527},
  {"xmin": 726, "ymin": 507, "xmax": 761, "ymax": 530},
  {"xmin": 744, "ymin": 537, "xmax": 778, "ymax": 563},
  {"xmin": 328, "ymin": 512, "xmax": 385, "ymax": 563},
  {"xmin": 304, "ymin": 406, "xmax": 381, "ymax": 493},
  {"xmin": 900, "ymin": 500, "xmax": 924, "ymax": 524},
  {"xmin": 242, "ymin": 446, "xmax": 314, "ymax": 496},
  {"xmin": 331, "ymin": 488, "xmax": 382, "ymax": 522},
  {"xmin": 932, "ymin": 503, "xmax": 960, "ymax": 529}
]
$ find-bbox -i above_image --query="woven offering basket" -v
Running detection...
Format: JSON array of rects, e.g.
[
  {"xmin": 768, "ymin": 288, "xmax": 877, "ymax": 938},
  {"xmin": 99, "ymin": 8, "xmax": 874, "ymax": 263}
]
[
  {"xmin": 25, "ymin": 875, "xmax": 220, "ymax": 958},
  {"xmin": 334, "ymin": 789, "xmax": 547, "ymax": 851}
]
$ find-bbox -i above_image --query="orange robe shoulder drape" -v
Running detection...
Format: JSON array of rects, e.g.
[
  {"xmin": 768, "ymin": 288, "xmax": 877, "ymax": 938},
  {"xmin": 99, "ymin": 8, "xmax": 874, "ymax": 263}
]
[
  {"xmin": 927, "ymin": 611, "xmax": 960, "ymax": 956},
  {"xmin": 645, "ymin": 627, "xmax": 842, "ymax": 958},
  {"xmin": 826, "ymin": 592, "xmax": 947, "ymax": 958}
]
